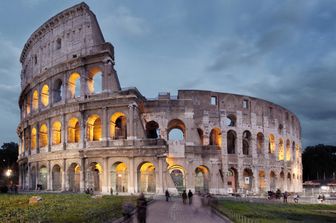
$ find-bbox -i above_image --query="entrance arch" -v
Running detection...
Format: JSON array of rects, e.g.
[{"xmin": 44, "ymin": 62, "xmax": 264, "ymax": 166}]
[
  {"xmin": 39, "ymin": 166, "xmax": 48, "ymax": 190},
  {"xmin": 258, "ymin": 170, "xmax": 266, "ymax": 192},
  {"xmin": 87, "ymin": 162, "xmax": 103, "ymax": 192},
  {"xmin": 168, "ymin": 165, "xmax": 186, "ymax": 193},
  {"xmin": 270, "ymin": 171, "xmax": 277, "ymax": 191},
  {"xmin": 30, "ymin": 166, "xmax": 36, "ymax": 190},
  {"xmin": 68, "ymin": 163, "xmax": 80, "ymax": 192},
  {"xmin": 111, "ymin": 162, "xmax": 128, "ymax": 193},
  {"xmin": 52, "ymin": 165, "xmax": 62, "ymax": 191},
  {"xmin": 138, "ymin": 162, "xmax": 156, "ymax": 193},
  {"xmin": 227, "ymin": 168, "xmax": 238, "ymax": 193},
  {"xmin": 195, "ymin": 165, "xmax": 209, "ymax": 193},
  {"xmin": 243, "ymin": 168, "xmax": 253, "ymax": 192}
]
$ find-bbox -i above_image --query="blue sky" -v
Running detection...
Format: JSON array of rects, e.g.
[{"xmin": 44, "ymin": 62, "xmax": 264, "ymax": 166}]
[{"xmin": 0, "ymin": 0, "xmax": 335, "ymax": 147}]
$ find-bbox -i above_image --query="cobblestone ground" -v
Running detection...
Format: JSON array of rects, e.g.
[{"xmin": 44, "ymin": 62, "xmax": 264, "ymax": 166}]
[{"xmin": 129, "ymin": 195, "xmax": 230, "ymax": 223}]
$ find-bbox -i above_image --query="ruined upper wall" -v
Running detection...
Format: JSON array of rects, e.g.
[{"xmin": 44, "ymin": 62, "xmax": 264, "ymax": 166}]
[{"xmin": 20, "ymin": 2, "xmax": 109, "ymax": 88}]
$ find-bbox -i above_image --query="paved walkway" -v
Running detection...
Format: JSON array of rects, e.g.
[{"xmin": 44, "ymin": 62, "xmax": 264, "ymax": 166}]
[{"xmin": 128, "ymin": 195, "xmax": 230, "ymax": 223}]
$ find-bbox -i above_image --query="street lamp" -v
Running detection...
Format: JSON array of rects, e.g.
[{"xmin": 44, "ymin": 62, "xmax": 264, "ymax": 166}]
[{"xmin": 5, "ymin": 169, "xmax": 12, "ymax": 177}]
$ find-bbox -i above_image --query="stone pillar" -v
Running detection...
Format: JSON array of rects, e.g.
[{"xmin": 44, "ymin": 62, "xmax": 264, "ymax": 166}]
[
  {"xmin": 237, "ymin": 132, "xmax": 244, "ymax": 192},
  {"xmin": 63, "ymin": 75, "xmax": 68, "ymax": 103},
  {"xmin": 157, "ymin": 158, "xmax": 163, "ymax": 194},
  {"xmin": 221, "ymin": 129, "xmax": 228, "ymax": 194},
  {"xmin": 103, "ymin": 157, "xmax": 109, "ymax": 193},
  {"xmin": 80, "ymin": 111, "xmax": 86, "ymax": 148},
  {"xmin": 80, "ymin": 158, "xmax": 85, "ymax": 192},
  {"xmin": 48, "ymin": 118, "xmax": 51, "ymax": 152},
  {"xmin": 127, "ymin": 104, "xmax": 134, "ymax": 139},
  {"xmin": 62, "ymin": 159, "xmax": 67, "ymax": 191},
  {"xmin": 27, "ymin": 163, "xmax": 31, "ymax": 190},
  {"xmin": 254, "ymin": 167, "xmax": 259, "ymax": 194},
  {"xmin": 36, "ymin": 122, "xmax": 40, "ymax": 154},
  {"xmin": 102, "ymin": 107, "xmax": 108, "ymax": 146},
  {"xmin": 128, "ymin": 158, "xmax": 135, "ymax": 193},
  {"xmin": 47, "ymin": 160, "xmax": 52, "ymax": 190},
  {"xmin": 62, "ymin": 114, "xmax": 67, "ymax": 150},
  {"xmin": 35, "ymin": 162, "xmax": 39, "ymax": 190},
  {"xmin": 80, "ymin": 68, "xmax": 88, "ymax": 98}
]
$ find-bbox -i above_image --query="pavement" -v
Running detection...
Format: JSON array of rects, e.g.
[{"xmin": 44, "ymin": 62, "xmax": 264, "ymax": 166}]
[{"xmin": 125, "ymin": 195, "xmax": 230, "ymax": 223}]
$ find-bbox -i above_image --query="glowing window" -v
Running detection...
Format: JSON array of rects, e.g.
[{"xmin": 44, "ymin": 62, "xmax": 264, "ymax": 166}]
[
  {"xmin": 32, "ymin": 90, "xmax": 39, "ymax": 110},
  {"xmin": 87, "ymin": 115, "xmax": 101, "ymax": 141},
  {"xmin": 39, "ymin": 124, "xmax": 48, "ymax": 147},
  {"xmin": 41, "ymin": 85, "xmax": 49, "ymax": 107},
  {"xmin": 68, "ymin": 73, "xmax": 80, "ymax": 98},
  {"xmin": 68, "ymin": 118, "xmax": 80, "ymax": 143},
  {"xmin": 31, "ymin": 128, "xmax": 37, "ymax": 149},
  {"xmin": 52, "ymin": 121, "xmax": 62, "ymax": 145}
]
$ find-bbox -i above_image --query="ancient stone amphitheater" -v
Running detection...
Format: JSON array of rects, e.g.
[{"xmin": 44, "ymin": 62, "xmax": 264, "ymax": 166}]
[{"xmin": 17, "ymin": 3, "xmax": 302, "ymax": 195}]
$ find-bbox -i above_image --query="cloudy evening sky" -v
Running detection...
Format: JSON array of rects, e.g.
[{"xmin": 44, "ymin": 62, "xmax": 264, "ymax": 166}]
[{"xmin": 0, "ymin": 0, "xmax": 335, "ymax": 148}]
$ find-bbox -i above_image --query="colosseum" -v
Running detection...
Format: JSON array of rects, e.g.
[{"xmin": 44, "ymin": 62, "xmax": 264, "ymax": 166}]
[{"xmin": 17, "ymin": 2, "xmax": 302, "ymax": 195}]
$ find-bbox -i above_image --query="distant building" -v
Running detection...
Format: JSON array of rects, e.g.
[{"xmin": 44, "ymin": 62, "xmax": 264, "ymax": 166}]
[{"xmin": 17, "ymin": 3, "xmax": 302, "ymax": 194}]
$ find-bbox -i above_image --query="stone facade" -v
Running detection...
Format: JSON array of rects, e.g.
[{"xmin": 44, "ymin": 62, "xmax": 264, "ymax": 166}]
[{"xmin": 17, "ymin": 3, "xmax": 302, "ymax": 195}]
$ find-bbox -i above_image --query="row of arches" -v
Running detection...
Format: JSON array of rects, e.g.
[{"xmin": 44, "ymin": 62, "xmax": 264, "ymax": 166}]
[
  {"xmin": 23, "ymin": 68, "xmax": 103, "ymax": 116},
  {"xmin": 30, "ymin": 112, "xmax": 127, "ymax": 149}
]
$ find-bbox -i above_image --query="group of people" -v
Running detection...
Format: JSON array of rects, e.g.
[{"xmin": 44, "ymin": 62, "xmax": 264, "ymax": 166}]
[{"xmin": 165, "ymin": 189, "xmax": 194, "ymax": 204}]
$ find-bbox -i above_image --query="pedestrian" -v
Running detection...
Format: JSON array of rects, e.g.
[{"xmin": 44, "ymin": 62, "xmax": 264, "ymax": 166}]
[
  {"xmin": 137, "ymin": 193, "xmax": 147, "ymax": 223},
  {"xmin": 188, "ymin": 189, "xmax": 193, "ymax": 205},
  {"xmin": 182, "ymin": 190, "xmax": 187, "ymax": 204},
  {"xmin": 165, "ymin": 189, "xmax": 170, "ymax": 202},
  {"xmin": 293, "ymin": 194, "xmax": 299, "ymax": 203},
  {"xmin": 283, "ymin": 191, "xmax": 288, "ymax": 203}
]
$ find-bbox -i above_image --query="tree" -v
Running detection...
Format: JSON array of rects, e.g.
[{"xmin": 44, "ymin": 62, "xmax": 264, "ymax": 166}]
[
  {"xmin": 0, "ymin": 142, "xmax": 18, "ymax": 185},
  {"xmin": 302, "ymin": 144, "xmax": 336, "ymax": 181}
]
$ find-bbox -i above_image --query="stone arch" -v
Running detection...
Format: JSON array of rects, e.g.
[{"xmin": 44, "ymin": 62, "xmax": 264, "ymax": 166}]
[
  {"xmin": 292, "ymin": 141, "xmax": 296, "ymax": 160},
  {"xmin": 32, "ymin": 90, "xmax": 39, "ymax": 110},
  {"xmin": 41, "ymin": 84, "xmax": 49, "ymax": 107},
  {"xmin": 197, "ymin": 128, "xmax": 204, "ymax": 145},
  {"xmin": 87, "ymin": 114, "xmax": 101, "ymax": 141},
  {"xmin": 258, "ymin": 170, "xmax": 266, "ymax": 192},
  {"xmin": 287, "ymin": 172, "xmax": 292, "ymax": 191},
  {"xmin": 39, "ymin": 124, "xmax": 48, "ymax": 147},
  {"xmin": 53, "ymin": 78, "xmax": 63, "ymax": 103},
  {"xmin": 168, "ymin": 165, "xmax": 186, "ymax": 193},
  {"xmin": 52, "ymin": 121, "xmax": 62, "ymax": 145},
  {"xmin": 225, "ymin": 114, "xmax": 237, "ymax": 127},
  {"xmin": 39, "ymin": 165, "xmax": 48, "ymax": 190},
  {"xmin": 278, "ymin": 138, "xmax": 284, "ymax": 160},
  {"xmin": 31, "ymin": 127, "xmax": 37, "ymax": 150},
  {"xmin": 111, "ymin": 162, "xmax": 128, "ymax": 193},
  {"xmin": 68, "ymin": 72, "xmax": 80, "ymax": 98},
  {"xmin": 227, "ymin": 130, "xmax": 236, "ymax": 154},
  {"xmin": 270, "ymin": 171, "xmax": 277, "ymax": 191},
  {"xmin": 242, "ymin": 130, "xmax": 251, "ymax": 155},
  {"xmin": 52, "ymin": 164, "xmax": 62, "ymax": 191},
  {"xmin": 195, "ymin": 165, "xmax": 209, "ymax": 193},
  {"xmin": 279, "ymin": 171, "xmax": 285, "ymax": 191},
  {"xmin": 87, "ymin": 162, "xmax": 103, "ymax": 192},
  {"xmin": 167, "ymin": 119, "xmax": 186, "ymax": 140},
  {"xmin": 269, "ymin": 134, "xmax": 275, "ymax": 154},
  {"xmin": 26, "ymin": 94, "xmax": 31, "ymax": 115},
  {"xmin": 243, "ymin": 168, "xmax": 253, "ymax": 192},
  {"xmin": 30, "ymin": 166, "xmax": 37, "ymax": 190},
  {"xmin": 68, "ymin": 117, "xmax": 80, "ymax": 143},
  {"xmin": 110, "ymin": 112, "xmax": 127, "ymax": 139},
  {"xmin": 138, "ymin": 161, "xmax": 156, "ymax": 193},
  {"xmin": 209, "ymin": 127, "xmax": 222, "ymax": 148},
  {"xmin": 228, "ymin": 167, "xmax": 238, "ymax": 193},
  {"xmin": 87, "ymin": 67, "xmax": 103, "ymax": 94},
  {"xmin": 68, "ymin": 163, "xmax": 80, "ymax": 192},
  {"xmin": 146, "ymin": 121, "xmax": 159, "ymax": 139},
  {"xmin": 257, "ymin": 132, "xmax": 264, "ymax": 154},
  {"xmin": 286, "ymin": 139, "xmax": 291, "ymax": 161}
]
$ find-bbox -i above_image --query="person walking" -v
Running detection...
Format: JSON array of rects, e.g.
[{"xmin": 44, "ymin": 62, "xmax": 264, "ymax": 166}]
[
  {"xmin": 188, "ymin": 190, "xmax": 193, "ymax": 205},
  {"xmin": 137, "ymin": 193, "xmax": 147, "ymax": 223},
  {"xmin": 283, "ymin": 191, "xmax": 288, "ymax": 203},
  {"xmin": 182, "ymin": 190, "xmax": 187, "ymax": 204},
  {"xmin": 165, "ymin": 189, "xmax": 170, "ymax": 202}
]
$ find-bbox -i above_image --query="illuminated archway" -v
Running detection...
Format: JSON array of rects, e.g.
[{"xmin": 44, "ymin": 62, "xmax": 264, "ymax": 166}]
[
  {"xmin": 110, "ymin": 112, "xmax": 127, "ymax": 139},
  {"xmin": 41, "ymin": 84, "xmax": 49, "ymax": 107},
  {"xmin": 195, "ymin": 165, "xmax": 209, "ymax": 193},
  {"xmin": 88, "ymin": 162, "xmax": 103, "ymax": 192},
  {"xmin": 209, "ymin": 128, "xmax": 222, "ymax": 148},
  {"xmin": 269, "ymin": 134, "xmax": 275, "ymax": 154},
  {"xmin": 31, "ymin": 127, "xmax": 37, "ymax": 150},
  {"xmin": 68, "ymin": 118, "xmax": 80, "ymax": 143},
  {"xmin": 286, "ymin": 139, "xmax": 291, "ymax": 161},
  {"xmin": 87, "ymin": 67, "xmax": 103, "ymax": 94},
  {"xmin": 168, "ymin": 165, "xmax": 186, "ymax": 193},
  {"xmin": 52, "ymin": 121, "xmax": 62, "ymax": 145},
  {"xmin": 68, "ymin": 72, "xmax": 81, "ymax": 98},
  {"xmin": 259, "ymin": 170, "xmax": 266, "ymax": 192},
  {"xmin": 278, "ymin": 138, "xmax": 284, "ymax": 160},
  {"xmin": 257, "ymin": 132, "xmax": 264, "ymax": 154},
  {"xmin": 87, "ymin": 115, "xmax": 101, "ymax": 141},
  {"xmin": 26, "ymin": 95, "xmax": 31, "ymax": 115},
  {"xmin": 68, "ymin": 163, "xmax": 80, "ymax": 192},
  {"xmin": 52, "ymin": 164, "xmax": 62, "ymax": 191},
  {"xmin": 39, "ymin": 124, "xmax": 48, "ymax": 147},
  {"xmin": 138, "ymin": 162, "xmax": 156, "ymax": 193},
  {"xmin": 32, "ymin": 90, "xmax": 39, "ymax": 110},
  {"xmin": 39, "ymin": 166, "xmax": 48, "ymax": 190},
  {"xmin": 270, "ymin": 171, "xmax": 277, "ymax": 191},
  {"xmin": 111, "ymin": 162, "xmax": 128, "ymax": 193}
]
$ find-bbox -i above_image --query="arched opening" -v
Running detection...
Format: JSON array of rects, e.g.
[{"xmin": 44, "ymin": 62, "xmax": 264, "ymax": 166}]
[
  {"xmin": 87, "ymin": 115, "xmax": 101, "ymax": 141},
  {"xmin": 87, "ymin": 67, "xmax": 103, "ymax": 94},
  {"xmin": 68, "ymin": 73, "xmax": 81, "ymax": 98},
  {"xmin": 167, "ymin": 119, "xmax": 186, "ymax": 141},
  {"xmin": 292, "ymin": 142, "xmax": 296, "ymax": 160},
  {"xmin": 225, "ymin": 114, "xmax": 236, "ymax": 127},
  {"xmin": 286, "ymin": 139, "xmax": 291, "ymax": 161},
  {"xmin": 259, "ymin": 170, "xmax": 266, "ymax": 192},
  {"xmin": 87, "ymin": 162, "xmax": 103, "ymax": 192},
  {"xmin": 195, "ymin": 165, "xmax": 209, "ymax": 193},
  {"xmin": 209, "ymin": 128, "xmax": 222, "ymax": 148},
  {"xmin": 295, "ymin": 144, "xmax": 300, "ymax": 161},
  {"xmin": 110, "ymin": 112, "xmax": 127, "ymax": 139},
  {"xmin": 67, "ymin": 118, "xmax": 80, "ymax": 143},
  {"xmin": 53, "ymin": 79, "xmax": 63, "ymax": 103},
  {"xmin": 39, "ymin": 124, "xmax": 48, "ymax": 147},
  {"xmin": 269, "ymin": 134, "xmax": 275, "ymax": 154},
  {"xmin": 287, "ymin": 173, "xmax": 292, "ymax": 191},
  {"xmin": 270, "ymin": 171, "xmax": 277, "ymax": 191},
  {"xmin": 68, "ymin": 163, "xmax": 80, "ymax": 192},
  {"xmin": 31, "ymin": 128, "xmax": 37, "ymax": 150},
  {"xmin": 52, "ymin": 165, "xmax": 62, "ymax": 191},
  {"xmin": 32, "ymin": 90, "xmax": 39, "ymax": 110},
  {"xmin": 227, "ymin": 168, "xmax": 238, "ymax": 193},
  {"xmin": 52, "ymin": 121, "xmax": 62, "ymax": 145},
  {"xmin": 278, "ymin": 138, "xmax": 284, "ymax": 160},
  {"xmin": 111, "ymin": 162, "xmax": 128, "ymax": 193},
  {"xmin": 145, "ymin": 121, "xmax": 159, "ymax": 139},
  {"xmin": 243, "ymin": 168, "xmax": 253, "ymax": 191},
  {"xmin": 168, "ymin": 165, "xmax": 185, "ymax": 193},
  {"xmin": 138, "ymin": 162, "xmax": 156, "ymax": 193},
  {"xmin": 278, "ymin": 124, "xmax": 283, "ymax": 135},
  {"xmin": 242, "ymin": 131, "xmax": 251, "ymax": 155},
  {"xmin": 39, "ymin": 166, "xmax": 48, "ymax": 190},
  {"xmin": 26, "ymin": 95, "xmax": 31, "ymax": 115},
  {"xmin": 41, "ymin": 84, "xmax": 49, "ymax": 107},
  {"xmin": 257, "ymin": 132, "xmax": 264, "ymax": 154},
  {"xmin": 227, "ymin": 130, "xmax": 236, "ymax": 154},
  {"xmin": 279, "ymin": 171, "xmax": 285, "ymax": 191},
  {"xmin": 30, "ymin": 166, "xmax": 36, "ymax": 190},
  {"xmin": 197, "ymin": 128, "xmax": 204, "ymax": 145}
]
